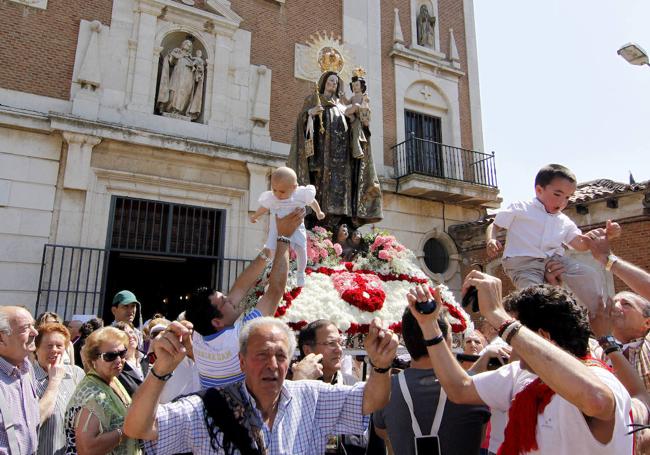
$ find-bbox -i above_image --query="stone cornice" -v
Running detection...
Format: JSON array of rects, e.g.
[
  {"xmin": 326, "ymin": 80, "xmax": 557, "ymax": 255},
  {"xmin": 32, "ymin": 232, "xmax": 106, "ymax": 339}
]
[
  {"xmin": 390, "ymin": 45, "xmax": 465, "ymax": 78},
  {"xmin": 0, "ymin": 105, "xmax": 285, "ymax": 168},
  {"xmin": 49, "ymin": 113, "xmax": 286, "ymax": 168}
]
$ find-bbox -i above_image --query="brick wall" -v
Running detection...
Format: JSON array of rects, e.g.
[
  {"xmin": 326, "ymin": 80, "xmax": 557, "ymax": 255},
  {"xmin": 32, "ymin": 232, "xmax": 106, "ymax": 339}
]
[
  {"xmin": 231, "ymin": 0, "xmax": 343, "ymax": 144},
  {"xmin": 380, "ymin": 0, "xmax": 473, "ymax": 165},
  {"xmin": 601, "ymin": 219, "xmax": 650, "ymax": 293},
  {"xmin": 0, "ymin": 1, "xmax": 112, "ymax": 100}
]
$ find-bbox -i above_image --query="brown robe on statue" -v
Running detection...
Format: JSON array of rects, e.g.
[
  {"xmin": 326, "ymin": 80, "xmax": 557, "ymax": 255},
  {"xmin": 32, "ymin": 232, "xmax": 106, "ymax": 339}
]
[{"xmin": 288, "ymin": 72, "xmax": 382, "ymax": 228}]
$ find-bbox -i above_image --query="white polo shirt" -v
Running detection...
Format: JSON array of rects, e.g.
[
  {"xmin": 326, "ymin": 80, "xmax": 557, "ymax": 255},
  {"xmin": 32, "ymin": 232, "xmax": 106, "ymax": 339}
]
[{"xmin": 494, "ymin": 198, "xmax": 581, "ymax": 259}]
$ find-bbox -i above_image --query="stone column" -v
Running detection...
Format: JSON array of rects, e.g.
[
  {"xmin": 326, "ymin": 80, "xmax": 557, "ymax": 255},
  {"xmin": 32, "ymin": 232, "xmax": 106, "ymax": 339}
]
[
  {"xmin": 246, "ymin": 162, "xmax": 270, "ymax": 211},
  {"xmin": 208, "ymin": 34, "xmax": 233, "ymax": 142},
  {"xmin": 127, "ymin": 1, "xmax": 161, "ymax": 113},
  {"xmin": 62, "ymin": 133, "xmax": 102, "ymax": 191}
]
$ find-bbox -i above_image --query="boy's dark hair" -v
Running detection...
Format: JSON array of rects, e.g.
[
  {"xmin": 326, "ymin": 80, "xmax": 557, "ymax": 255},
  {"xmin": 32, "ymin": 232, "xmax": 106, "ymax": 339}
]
[
  {"xmin": 349, "ymin": 76, "xmax": 367, "ymax": 94},
  {"xmin": 503, "ymin": 285, "xmax": 590, "ymax": 357},
  {"xmin": 298, "ymin": 319, "xmax": 334, "ymax": 357},
  {"xmin": 185, "ymin": 286, "xmax": 221, "ymax": 336},
  {"xmin": 401, "ymin": 308, "xmax": 449, "ymax": 360},
  {"xmin": 534, "ymin": 164, "xmax": 576, "ymax": 188}
]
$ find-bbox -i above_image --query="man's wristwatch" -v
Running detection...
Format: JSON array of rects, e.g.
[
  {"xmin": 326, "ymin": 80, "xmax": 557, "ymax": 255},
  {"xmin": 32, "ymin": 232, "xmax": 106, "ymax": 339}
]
[
  {"xmin": 605, "ymin": 254, "xmax": 618, "ymax": 272},
  {"xmin": 368, "ymin": 358, "xmax": 391, "ymax": 374},
  {"xmin": 598, "ymin": 335, "xmax": 621, "ymax": 354}
]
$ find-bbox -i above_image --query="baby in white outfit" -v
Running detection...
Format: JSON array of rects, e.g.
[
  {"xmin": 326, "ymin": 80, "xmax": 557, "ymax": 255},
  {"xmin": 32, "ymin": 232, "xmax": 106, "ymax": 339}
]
[{"xmin": 250, "ymin": 167, "xmax": 325, "ymax": 286}]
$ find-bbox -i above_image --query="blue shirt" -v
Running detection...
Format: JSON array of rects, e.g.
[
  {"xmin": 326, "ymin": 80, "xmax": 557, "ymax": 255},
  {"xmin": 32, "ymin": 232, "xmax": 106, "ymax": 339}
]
[{"xmin": 146, "ymin": 379, "xmax": 369, "ymax": 454}]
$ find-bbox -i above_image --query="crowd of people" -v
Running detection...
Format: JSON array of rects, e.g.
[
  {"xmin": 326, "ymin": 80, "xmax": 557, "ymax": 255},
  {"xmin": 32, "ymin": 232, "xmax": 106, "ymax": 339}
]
[{"xmin": 1, "ymin": 164, "xmax": 650, "ymax": 454}]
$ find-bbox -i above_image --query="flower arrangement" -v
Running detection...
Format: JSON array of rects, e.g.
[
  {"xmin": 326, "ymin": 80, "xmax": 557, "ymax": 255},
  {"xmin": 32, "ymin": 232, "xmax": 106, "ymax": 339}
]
[
  {"xmin": 352, "ymin": 230, "xmax": 428, "ymax": 279},
  {"xmin": 241, "ymin": 226, "xmax": 472, "ymax": 338},
  {"xmin": 306, "ymin": 226, "xmax": 343, "ymax": 267}
]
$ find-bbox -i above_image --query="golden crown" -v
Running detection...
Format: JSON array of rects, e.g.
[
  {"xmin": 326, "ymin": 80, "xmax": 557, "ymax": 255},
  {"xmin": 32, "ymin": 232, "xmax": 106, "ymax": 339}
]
[
  {"xmin": 352, "ymin": 67, "xmax": 366, "ymax": 78},
  {"xmin": 318, "ymin": 47, "xmax": 344, "ymax": 73}
]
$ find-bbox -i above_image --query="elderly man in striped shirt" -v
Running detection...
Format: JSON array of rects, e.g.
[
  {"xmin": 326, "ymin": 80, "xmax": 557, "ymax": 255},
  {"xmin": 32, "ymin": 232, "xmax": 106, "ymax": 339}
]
[
  {"xmin": 0, "ymin": 306, "xmax": 40, "ymax": 455},
  {"xmin": 124, "ymin": 314, "xmax": 398, "ymax": 455}
]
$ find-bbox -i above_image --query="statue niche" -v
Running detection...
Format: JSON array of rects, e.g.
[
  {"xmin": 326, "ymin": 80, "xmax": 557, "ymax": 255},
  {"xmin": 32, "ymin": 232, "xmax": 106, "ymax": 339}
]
[
  {"xmin": 416, "ymin": 4, "xmax": 436, "ymax": 49},
  {"xmin": 156, "ymin": 37, "xmax": 206, "ymax": 121}
]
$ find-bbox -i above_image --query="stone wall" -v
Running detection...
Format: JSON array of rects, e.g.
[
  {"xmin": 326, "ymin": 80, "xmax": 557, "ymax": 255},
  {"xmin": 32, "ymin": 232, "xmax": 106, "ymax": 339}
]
[{"xmin": 0, "ymin": 126, "xmax": 62, "ymax": 308}]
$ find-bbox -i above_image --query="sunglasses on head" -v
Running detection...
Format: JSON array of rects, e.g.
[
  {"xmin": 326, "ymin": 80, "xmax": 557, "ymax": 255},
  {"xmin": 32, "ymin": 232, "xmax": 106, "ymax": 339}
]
[{"xmin": 99, "ymin": 349, "xmax": 128, "ymax": 362}]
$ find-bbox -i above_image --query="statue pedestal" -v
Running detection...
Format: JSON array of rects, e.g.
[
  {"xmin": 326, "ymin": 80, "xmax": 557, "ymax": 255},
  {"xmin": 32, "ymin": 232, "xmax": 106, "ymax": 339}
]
[{"xmin": 162, "ymin": 112, "xmax": 193, "ymax": 122}]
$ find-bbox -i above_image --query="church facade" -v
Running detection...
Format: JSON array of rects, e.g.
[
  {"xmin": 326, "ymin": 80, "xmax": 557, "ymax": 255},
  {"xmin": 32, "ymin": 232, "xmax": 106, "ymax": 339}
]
[{"xmin": 0, "ymin": 0, "xmax": 499, "ymax": 319}]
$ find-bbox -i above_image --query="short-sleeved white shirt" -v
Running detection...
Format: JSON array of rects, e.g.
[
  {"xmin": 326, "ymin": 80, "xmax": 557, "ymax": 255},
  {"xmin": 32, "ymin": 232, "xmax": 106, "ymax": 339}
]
[
  {"xmin": 259, "ymin": 185, "xmax": 315, "ymax": 248},
  {"xmin": 258, "ymin": 185, "xmax": 316, "ymax": 217},
  {"xmin": 473, "ymin": 361, "xmax": 633, "ymax": 455},
  {"xmin": 493, "ymin": 198, "xmax": 582, "ymax": 258}
]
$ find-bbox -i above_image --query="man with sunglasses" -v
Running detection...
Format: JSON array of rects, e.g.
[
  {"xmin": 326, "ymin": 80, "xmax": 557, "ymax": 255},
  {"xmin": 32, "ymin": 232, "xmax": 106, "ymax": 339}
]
[{"xmin": 186, "ymin": 208, "xmax": 305, "ymax": 389}]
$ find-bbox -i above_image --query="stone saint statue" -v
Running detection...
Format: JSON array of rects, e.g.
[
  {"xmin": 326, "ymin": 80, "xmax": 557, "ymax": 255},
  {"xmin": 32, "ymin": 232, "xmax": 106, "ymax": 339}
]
[
  {"xmin": 417, "ymin": 5, "xmax": 436, "ymax": 48},
  {"xmin": 288, "ymin": 71, "xmax": 383, "ymax": 229},
  {"xmin": 157, "ymin": 39, "xmax": 205, "ymax": 120}
]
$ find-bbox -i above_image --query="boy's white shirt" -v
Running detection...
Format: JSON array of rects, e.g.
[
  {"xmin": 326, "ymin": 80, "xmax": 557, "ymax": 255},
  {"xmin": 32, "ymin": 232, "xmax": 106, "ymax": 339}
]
[{"xmin": 494, "ymin": 198, "xmax": 581, "ymax": 259}]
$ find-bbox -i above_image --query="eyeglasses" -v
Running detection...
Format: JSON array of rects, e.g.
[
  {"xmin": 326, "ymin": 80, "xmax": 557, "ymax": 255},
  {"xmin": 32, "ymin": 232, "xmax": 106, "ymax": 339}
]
[
  {"xmin": 99, "ymin": 349, "xmax": 128, "ymax": 362},
  {"xmin": 315, "ymin": 338, "xmax": 346, "ymax": 349}
]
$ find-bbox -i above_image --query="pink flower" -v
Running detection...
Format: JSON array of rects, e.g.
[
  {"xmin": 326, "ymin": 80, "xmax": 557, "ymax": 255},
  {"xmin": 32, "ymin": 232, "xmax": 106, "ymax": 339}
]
[
  {"xmin": 319, "ymin": 247, "xmax": 328, "ymax": 258},
  {"xmin": 333, "ymin": 243, "xmax": 343, "ymax": 256},
  {"xmin": 324, "ymin": 239, "xmax": 334, "ymax": 248},
  {"xmin": 378, "ymin": 250, "xmax": 392, "ymax": 261}
]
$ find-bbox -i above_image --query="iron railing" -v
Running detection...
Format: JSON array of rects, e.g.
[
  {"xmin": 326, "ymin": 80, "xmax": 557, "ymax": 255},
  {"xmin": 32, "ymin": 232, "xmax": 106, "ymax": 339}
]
[
  {"xmin": 392, "ymin": 136, "xmax": 498, "ymax": 188},
  {"xmin": 36, "ymin": 244, "xmax": 108, "ymax": 320},
  {"xmin": 35, "ymin": 243, "xmax": 252, "ymax": 320}
]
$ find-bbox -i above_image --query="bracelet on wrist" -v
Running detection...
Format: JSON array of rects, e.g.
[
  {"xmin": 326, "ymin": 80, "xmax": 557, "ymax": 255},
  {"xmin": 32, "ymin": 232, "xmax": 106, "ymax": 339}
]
[
  {"xmin": 115, "ymin": 427, "xmax": 124, "ymax": 444},
  {"xmin": 497, "ymin": 319, "xmax": 517, "ymax": 338},
  {"xmin": 368, "ymin": 358, "xmax": 391, "ymax": 374},
  {"xmin": 277, "ymin": 235, "xmax": 291, "ymax": 244},
  {"xmin": 423, "ymin": 334, "xmax": 445, "ymax": 347},
  {"xmin": 503, "ymin": 321, "xmax": 523, "ymax": 345},
  {"xmin": 150, "ymin": 367, "xmax": 173, "ymax": 382}
]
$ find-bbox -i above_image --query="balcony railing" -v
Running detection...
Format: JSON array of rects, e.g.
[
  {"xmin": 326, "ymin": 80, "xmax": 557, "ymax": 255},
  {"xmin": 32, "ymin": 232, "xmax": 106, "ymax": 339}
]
[{"xmin": 392, "ymin": 136, "xmax": 498, "ymax": 188}]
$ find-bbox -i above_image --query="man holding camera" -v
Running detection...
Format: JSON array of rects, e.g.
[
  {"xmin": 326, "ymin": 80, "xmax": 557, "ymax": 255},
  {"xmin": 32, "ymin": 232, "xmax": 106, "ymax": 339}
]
[
  {"xmin": 407, "ymin": 273, "xmax": 633, "ymax": 454},
  {"xmin": 373, "ymin": 308, "xmax": 490, "ymax": 454}
]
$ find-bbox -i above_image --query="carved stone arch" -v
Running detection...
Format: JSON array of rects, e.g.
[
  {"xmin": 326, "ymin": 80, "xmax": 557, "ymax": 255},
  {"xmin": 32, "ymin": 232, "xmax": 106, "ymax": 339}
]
[
  {"xmin": 416, "ymin": 228, "xmax": 460, "ymax": 283},
  {"xmin": 154, "ymin": 28, "xmax": 210, "ymax": 123}
]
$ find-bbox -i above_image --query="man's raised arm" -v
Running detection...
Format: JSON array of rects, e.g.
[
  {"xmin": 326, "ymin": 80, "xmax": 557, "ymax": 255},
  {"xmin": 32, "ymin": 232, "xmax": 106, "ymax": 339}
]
[
  {"xmin": 124, "ymin": 322, "xmax": 192, "ymax": 441},
  {"xmin": 255, "ymin": 208, "xmax": 305, "ymax": 316}
]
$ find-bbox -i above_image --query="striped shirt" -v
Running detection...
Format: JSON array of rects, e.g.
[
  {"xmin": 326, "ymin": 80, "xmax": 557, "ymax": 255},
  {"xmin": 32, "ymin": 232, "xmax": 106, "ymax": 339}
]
[
  {"xmin": 192, "ymin": 309, "xmax": 262, "ymax": 389},
  {"xmin": 32, "ymin": 362, "xmax": 85, "ymax": 455},
  {"xmin": 145, "ymin": 379, "xmax": 369, "ymax": 454},
  {"xmin": 0, "ymin": 356, "xmax": 39, "ymax": 455}
]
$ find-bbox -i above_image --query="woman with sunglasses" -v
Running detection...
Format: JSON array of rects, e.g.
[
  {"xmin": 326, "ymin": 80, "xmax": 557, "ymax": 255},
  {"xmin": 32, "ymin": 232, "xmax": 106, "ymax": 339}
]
[
  {"xmin": 64, "ymin": 327, "xmax": 142, "ymax": 454},
  {"xmin": 113, "ymin": 321, "xmax": 147, "ymax": 397}
]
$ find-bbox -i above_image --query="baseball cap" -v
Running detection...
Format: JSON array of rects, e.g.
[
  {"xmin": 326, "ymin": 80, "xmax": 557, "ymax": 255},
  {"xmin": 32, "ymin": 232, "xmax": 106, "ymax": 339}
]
[{"xmin": 112, "ymin": 290, "xmax": 140, "ymax": 307}]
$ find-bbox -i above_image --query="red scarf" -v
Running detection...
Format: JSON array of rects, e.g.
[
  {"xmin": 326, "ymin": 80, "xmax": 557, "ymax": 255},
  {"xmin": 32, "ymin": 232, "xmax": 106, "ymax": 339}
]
[{"xmin": 498, "ymin": 355, "xmax": 610, "ymax": 455}]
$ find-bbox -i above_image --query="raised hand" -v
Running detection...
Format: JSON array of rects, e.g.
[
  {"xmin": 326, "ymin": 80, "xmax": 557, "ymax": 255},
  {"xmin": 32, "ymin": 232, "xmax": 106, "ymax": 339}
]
[
  {"xmin": 365, "ymin": 318, "xmax": 398, "ymax": 371},
  {"xmin": 486, "ymin": 239, "xmax": 502, "ymax": 259},
  {"xmin": 151, "ymin": 321, "xmax": 193, "ymax": 376},
  {"xmin": 291, "ymin": 353, "xmax": 324, "ymax": 380}
]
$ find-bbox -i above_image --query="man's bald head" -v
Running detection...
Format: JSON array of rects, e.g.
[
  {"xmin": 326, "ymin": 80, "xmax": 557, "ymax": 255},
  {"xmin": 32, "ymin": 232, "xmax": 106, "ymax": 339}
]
[{"xmin": 613, "ymin": 291, "xmax": 650, "ymax": 342}]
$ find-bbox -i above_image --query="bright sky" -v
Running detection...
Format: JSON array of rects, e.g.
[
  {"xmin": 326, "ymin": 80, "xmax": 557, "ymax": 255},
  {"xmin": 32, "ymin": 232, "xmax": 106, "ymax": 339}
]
[{"xmin": 474, "ymin": 0, "xmax": 650, "ymax": 207}]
